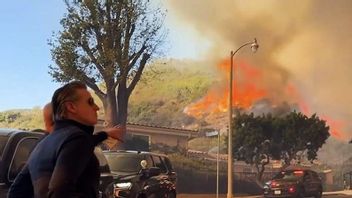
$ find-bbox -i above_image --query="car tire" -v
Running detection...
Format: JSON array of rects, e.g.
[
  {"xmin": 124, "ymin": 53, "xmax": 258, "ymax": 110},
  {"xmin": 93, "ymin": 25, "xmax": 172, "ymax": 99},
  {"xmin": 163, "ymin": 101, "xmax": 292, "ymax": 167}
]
[
  {"xmin": 315, "ymin": 187, "xmax": 322, "ymax": 198},
  {"xmin": 167, "ymin": 192, "xmax": 176, "ymax": 198},
  {"xmin": 146, "ymin": 194, "xmax": 157, "ymax": 198},
  {"xmin": 296, "ymin": 187, "xmax": 305, "ymax": 198}
]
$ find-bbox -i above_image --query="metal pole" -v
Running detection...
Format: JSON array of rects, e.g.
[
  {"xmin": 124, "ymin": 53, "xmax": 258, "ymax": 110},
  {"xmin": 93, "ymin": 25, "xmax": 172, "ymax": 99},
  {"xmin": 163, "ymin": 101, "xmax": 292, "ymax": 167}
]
[
  {"xmin": 217, "ymin": 130, "xmax": 220, "ymax": 198},
  {"xmin": 227, "ymin": 38, "xmax": 258, "ymax": 198},
  {"xmin": 227, "ymin": 38, "xmax": 259, "ymax": 198},
  {"xmin": 227, "ymin": 51, "xmax": 234, "ymax": 198}
]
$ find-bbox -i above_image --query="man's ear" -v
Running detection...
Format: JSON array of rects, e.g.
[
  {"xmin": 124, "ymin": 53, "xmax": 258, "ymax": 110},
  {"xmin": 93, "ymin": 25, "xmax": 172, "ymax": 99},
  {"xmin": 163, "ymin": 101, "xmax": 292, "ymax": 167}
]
[{"xmin": 65, "ymin": 102, "xmax": 77, "ymax": 114}]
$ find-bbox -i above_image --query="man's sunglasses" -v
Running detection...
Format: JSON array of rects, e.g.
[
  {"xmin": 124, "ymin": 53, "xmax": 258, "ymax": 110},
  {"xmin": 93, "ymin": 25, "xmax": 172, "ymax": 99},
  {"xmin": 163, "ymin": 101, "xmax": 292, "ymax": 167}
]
[{"xmin": 88, "ymin": 98, "xmax": 96, "ymax": 106}]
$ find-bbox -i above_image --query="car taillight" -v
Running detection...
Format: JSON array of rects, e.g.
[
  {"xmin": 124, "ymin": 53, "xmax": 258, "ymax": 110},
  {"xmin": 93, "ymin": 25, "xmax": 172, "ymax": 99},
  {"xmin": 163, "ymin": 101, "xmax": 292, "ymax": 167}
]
[{"xmin": 288, "ymin": 186, "xmax": 296, "ymax": 193}]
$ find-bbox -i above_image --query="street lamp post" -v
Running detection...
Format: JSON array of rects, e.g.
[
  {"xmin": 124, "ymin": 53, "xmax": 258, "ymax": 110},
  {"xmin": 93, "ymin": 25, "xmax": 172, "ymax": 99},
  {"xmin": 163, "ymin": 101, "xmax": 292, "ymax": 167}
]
[
  {"xmin": 227, "ymin": 38, "xmax": 259, "ymax": 198},
  {"xmin": 216, "ymin": 129, "xmax": 220, "ymax": 198}
]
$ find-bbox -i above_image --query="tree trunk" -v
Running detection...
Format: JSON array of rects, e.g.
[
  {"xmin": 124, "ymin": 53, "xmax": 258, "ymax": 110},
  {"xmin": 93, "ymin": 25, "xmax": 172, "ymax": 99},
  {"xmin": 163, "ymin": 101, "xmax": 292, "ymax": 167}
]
[
  {"xmin": 104, "ymin": 90, "xmax": 118, "ymax": 127},
  {"xmin": 107, "ymin": 81, "xmax": 129, "ymax": 150},
  {"xmin": 117, "ymin": 84, "xmax": 129, "ymax": 126},
  {"xmin": 258, "ymin": 167, "xmax": 265, "ymax": 183},
  {"xmin": 102, "ymin": 84, "xmax": 120, "ymax": 149},
  {"xmin": 254, "ymin": 164, "xmax": 264, "ymax": 188}
]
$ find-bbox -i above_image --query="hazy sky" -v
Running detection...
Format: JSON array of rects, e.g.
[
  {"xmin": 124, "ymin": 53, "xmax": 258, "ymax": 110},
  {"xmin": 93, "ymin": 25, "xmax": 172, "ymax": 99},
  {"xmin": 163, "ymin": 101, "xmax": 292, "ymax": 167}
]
[{"xmin": 0, "ymin": 1, "xmax": 209, "ymax": 111}]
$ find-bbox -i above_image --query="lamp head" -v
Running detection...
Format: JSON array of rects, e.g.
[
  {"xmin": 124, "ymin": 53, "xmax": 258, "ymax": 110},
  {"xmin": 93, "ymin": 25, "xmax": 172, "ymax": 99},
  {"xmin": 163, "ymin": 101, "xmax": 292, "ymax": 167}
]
[{"xmin": 251, "ymin": 38, "xmax": 259, "ymax": 53}]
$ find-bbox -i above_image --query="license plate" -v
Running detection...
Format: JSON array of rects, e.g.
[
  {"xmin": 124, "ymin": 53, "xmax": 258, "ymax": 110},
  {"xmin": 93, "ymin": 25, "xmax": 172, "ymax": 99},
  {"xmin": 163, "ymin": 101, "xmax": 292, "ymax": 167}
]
[{"xmin": 274, "ymin": 190, "xmax": 281, "ymax": 195}]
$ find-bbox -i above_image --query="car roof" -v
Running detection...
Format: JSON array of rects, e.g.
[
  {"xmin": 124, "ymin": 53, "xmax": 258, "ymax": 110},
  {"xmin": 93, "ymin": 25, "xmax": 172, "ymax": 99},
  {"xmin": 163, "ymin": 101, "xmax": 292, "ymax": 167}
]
[
  {"xmin": 282, "ymin": 168, "xmax": 318, "ymax": 174},
  {"xmin": 284, "ymin": 165, "xmax": 312, "ymax": 171},
  {"xmin": 0, "ymin": 128, "xmax": 26, "ymax": 136},
  {"xmin": 0, "ymin": 128, "xmax": 45, "ymax": 137},
  {"xmin": 103, "ymin": 150, "xmax": 168, "ymax": 157}
]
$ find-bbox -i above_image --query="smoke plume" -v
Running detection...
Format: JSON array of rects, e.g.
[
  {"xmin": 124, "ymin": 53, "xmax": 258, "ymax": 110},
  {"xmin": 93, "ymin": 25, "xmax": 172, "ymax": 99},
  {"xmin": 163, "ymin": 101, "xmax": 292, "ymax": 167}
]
[
  {"xmin": 167, "ymin": 0, "xmax": 352, "ymax": 138},
  {"xmin": 166, "ymin": 0, "xmax": 352, "ymax": 162}
]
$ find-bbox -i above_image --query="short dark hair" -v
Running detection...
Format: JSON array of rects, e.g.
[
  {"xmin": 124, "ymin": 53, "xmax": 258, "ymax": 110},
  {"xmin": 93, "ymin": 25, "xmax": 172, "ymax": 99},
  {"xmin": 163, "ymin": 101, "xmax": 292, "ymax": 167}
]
[{"xmin": 51, "ymin": 81, "xmax": 87, "ymax": 121}]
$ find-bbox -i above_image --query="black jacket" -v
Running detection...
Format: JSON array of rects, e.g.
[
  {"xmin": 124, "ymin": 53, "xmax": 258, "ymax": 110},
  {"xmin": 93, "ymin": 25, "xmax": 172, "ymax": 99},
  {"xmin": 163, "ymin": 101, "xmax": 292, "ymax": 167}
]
[{"xmin": 8, "ymin": 120, "xmax": 107, "ymax": 198}]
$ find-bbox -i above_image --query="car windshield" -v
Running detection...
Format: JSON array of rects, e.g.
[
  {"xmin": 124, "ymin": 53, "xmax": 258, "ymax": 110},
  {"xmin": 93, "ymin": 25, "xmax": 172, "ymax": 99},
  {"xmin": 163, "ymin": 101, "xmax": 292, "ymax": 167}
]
[
  {"xmin": 0, "ymin": 135, "xmax": 9, "ymax": 159},
  {"xmin": 273, "ymin": 170, "xmax": 304, "ymax": 180},
  {"xmin": 105, "ymin": 153, "xmax": 144, "ymax": 173}
]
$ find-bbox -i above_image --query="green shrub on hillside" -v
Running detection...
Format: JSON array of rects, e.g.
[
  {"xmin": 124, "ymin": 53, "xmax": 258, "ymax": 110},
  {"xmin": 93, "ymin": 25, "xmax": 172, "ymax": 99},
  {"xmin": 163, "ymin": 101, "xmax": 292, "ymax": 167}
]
[
  {"xmin": 0, "ymin": 107, "xmax": 44, "ymax": 130},
  {"xmin": 128, "ymin": 60, "xmax": 214, "ymax": 128}
]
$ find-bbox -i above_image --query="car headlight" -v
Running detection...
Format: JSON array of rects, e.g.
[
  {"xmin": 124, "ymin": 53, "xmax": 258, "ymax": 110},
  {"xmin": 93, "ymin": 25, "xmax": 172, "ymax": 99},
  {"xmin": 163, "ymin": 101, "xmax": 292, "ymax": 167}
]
[{"xmin": 114, "ymin": 182, "xmax": 132, "ymax": 190}]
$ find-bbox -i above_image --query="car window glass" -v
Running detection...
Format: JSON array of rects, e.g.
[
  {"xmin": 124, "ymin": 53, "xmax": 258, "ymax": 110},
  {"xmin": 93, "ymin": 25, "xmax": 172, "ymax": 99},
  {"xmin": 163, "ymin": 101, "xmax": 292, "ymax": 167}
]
[
  {"xmin": 145, "ymin": 155, "xmax": 153, "ymax": 168},
  {"xmin": 162, "ymin": 157, "xmax": 173, "ymax": 172},
  {"xmin": 105, "ymin": 153, "xmax": 144, "ymax": 173},
  {"xmin": 273, "ymin": 170, "xmax": 304, "ymax": 180},
  {"xmin": 8, "ymin": 138, "xmax": 38, "ymax": 181},
  {"xmin": 305, "ymin": 171, "xmax": 313, "ymax": 180},
  {"xmin": 0, "ymin": 136, "xmax": 9, "ymax": 159},
  {"xmin": 152, "ymin": 155, "xmax": 167, "ymax": 173},
  {"xmin": 311, "ymin": 171, "xmax": 319, "ymax": 179}
]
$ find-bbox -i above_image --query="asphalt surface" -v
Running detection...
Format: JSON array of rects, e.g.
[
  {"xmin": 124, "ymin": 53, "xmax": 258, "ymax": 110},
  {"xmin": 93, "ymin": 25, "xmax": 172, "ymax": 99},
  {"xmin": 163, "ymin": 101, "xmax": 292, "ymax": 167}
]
[
  {"xmin": 177, "ymin": 195, "xmax": 351, "ymax": 198},
  {"xmin": 177, "ymin": 191, "xmax": 352, "ymax": 198}
]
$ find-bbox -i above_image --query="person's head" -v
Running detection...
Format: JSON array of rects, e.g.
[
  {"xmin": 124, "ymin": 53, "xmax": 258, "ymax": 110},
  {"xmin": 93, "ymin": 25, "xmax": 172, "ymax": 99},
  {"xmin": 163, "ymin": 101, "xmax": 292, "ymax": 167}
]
[
  {"xmin": 43, "ymin": 102, "xmax": 54, "ymax": 133},
  {"xmin": 51, "ymin": 81, "xmax": 99, "ymax": 126}
]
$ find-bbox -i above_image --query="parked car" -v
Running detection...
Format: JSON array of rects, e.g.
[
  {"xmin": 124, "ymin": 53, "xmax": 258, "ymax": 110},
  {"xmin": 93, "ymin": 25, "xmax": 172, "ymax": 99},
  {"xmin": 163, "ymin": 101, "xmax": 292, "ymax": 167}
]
[
  {"xmin": 263, "ymin": 169, "xmax": 323, "ymax": 198},
  {"xmin": 0, "ymin": 129, "xmax": 43, "ymax": 197},
  {"xmin": 103, "ymin": 150, "xmax": 177, "ymax": 198},
  {"xmin": 0, "ymin": 128, "xmax": 114, "ymax": 198},
  {"xmin": 94, "ymin": 147, "xmax": 115, "ymax": 198}
]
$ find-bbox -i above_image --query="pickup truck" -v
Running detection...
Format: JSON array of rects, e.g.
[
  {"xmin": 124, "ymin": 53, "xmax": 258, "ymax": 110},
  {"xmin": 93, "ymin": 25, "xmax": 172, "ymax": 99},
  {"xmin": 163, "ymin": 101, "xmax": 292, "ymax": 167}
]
[{"xmin": 0, "ymin": 128, "xmax": 114, "ymax": 198}]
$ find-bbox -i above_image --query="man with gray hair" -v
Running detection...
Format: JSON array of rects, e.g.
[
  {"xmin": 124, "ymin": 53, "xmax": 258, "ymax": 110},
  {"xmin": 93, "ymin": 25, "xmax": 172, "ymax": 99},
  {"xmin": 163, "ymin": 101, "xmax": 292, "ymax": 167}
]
[
  {"xmin": 9, "ymin": 85, "xmax": 124, "ymax": 198},
  {"xmin": 9, "ymin": 81, "xmax": 122, "ymax": 198}
]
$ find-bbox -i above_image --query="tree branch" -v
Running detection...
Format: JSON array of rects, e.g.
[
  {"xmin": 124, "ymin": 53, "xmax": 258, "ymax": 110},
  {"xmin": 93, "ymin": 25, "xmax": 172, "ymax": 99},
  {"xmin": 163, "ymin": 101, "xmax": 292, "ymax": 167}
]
[
  {"xmin": 126, "ymin": 53, "xmax": 150, "ymax": 95},
  {"xmin": 76, "ymin": 70, "xmax": 105, "ymax": 97},
  {"xmin": 80, "ymin": 38, "xmax": 106, "ymax": 79}
]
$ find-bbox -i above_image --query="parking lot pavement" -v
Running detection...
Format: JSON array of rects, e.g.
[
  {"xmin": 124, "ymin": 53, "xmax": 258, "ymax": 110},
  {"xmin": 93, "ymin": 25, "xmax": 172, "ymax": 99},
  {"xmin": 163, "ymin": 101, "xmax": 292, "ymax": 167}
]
[
  {"xmin": 178, "ymin": 191, "xmax": 352, "ymax": 198},
  {"xmin": 324, "ymin": 190, "xmax": 352, "ymax": 196},
  {"xmin": 177, "ymin": 194, "xmax": 262, "ymax": 198}
]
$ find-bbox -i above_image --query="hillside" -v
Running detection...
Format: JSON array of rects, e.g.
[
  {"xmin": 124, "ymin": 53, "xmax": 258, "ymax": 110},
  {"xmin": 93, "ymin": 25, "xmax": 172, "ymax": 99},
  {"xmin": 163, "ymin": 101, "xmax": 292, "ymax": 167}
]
[
  {"xmin": 0, "ymin": 107, "xmax": 44, "ymax": 130},
  {"xmin": 0, "ymin": 59, "xmax": 215, "ymax": 130},
  {"xmin": 128, "ymin": 59, "xmax": 215, "ymax": 129}
]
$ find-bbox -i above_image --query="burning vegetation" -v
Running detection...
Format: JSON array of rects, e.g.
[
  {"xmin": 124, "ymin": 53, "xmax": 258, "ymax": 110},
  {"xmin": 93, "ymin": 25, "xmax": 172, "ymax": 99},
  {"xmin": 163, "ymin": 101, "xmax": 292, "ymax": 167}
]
[{"xmin": 183, "ymin": 59, "xmax": 346, "ymax": 140}]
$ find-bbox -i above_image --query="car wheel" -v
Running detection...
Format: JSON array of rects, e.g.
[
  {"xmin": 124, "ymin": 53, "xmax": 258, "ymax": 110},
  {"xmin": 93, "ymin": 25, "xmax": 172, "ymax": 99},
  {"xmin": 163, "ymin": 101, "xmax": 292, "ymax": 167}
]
[
  {"xmin": 315, "ymin": 188, "xmax": 322, "ymax": 198},
  {"xmin": 146, "ymin": 194, "xmax": 157, "ymax": 198},
  {"xmin": 166, "ymin": 192, "xmax": 176, "ymax": 198},
  {"xmin": 296, "ymin": 187, "xmax": 305, "ymax": 198}
]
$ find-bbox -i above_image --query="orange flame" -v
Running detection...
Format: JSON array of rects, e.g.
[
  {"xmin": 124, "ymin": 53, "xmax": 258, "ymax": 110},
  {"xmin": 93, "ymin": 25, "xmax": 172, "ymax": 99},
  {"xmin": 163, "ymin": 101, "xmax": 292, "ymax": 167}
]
[
  {"xmin": 285, "ymin": 83, "xmax": 346, "ymax": 140},
  {"xmin": 184, "ymin": 59, "xmax": 266, "ymax": 118},
  {"xmin": 184, "ymin": 58, "xmax": 347, "ymax": 141},
  {"xmin": 321, "ymin": 116, "xmax": 346, "ymax": 140}
]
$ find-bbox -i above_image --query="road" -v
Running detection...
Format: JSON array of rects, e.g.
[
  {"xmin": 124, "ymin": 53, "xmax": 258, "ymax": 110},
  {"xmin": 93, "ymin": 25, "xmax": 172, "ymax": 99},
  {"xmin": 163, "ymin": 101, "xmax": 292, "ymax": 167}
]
[{"xmin": 177, "ymin": 194, "xmax": 352, "ymax": 198}]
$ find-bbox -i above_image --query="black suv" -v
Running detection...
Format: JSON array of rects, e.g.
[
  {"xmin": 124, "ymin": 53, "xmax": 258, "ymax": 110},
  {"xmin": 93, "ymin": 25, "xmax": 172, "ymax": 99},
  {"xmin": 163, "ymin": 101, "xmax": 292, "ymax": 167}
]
[
  {"xmin": 0, "ymin": 129, "xmax": 114, "ymax": 198},
  {"xmin": 103, "ymin": 150, "xmax": 177, "ymax": 198},
  {"xmin": 263, "ymin": 169, "xmax": 322, "ymax": 198},
  {"xmin": 0, "ymin": 129, "xmax": 44, "ymax": 197}
]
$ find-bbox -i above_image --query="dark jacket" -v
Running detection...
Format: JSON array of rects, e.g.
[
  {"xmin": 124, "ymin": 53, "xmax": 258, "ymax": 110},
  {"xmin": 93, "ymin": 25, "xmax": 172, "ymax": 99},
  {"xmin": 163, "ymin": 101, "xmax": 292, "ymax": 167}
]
[{"xmin": 8, "ymin": 120, "xmax": 107, "ymax": 198}]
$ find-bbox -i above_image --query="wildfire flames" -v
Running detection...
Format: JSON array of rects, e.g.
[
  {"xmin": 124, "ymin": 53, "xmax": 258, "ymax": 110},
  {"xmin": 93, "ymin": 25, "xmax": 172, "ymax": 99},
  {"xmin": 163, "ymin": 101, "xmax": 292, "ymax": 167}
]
[
  {"xmin": 184, "ymin": 59, "xmax": 267, "ymax": 118},
  {"xmin": 184, "ymin": 59, "xmax": 346, "ymax": 140}
]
